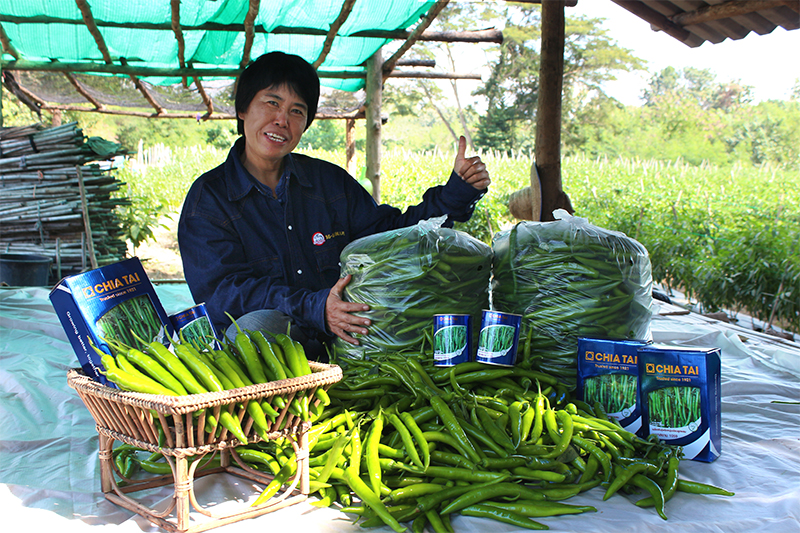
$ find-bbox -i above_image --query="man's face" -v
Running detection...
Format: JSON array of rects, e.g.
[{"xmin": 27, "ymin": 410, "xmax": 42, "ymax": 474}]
[{"xmin": 238, "ymin": 84, "xmax": 308, "ymax": 165}]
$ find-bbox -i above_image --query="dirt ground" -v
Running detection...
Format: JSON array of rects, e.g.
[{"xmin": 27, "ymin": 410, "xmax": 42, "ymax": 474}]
[{"xmin": 134, "ymin": 212, "xmax": 185, "ymax": 281}]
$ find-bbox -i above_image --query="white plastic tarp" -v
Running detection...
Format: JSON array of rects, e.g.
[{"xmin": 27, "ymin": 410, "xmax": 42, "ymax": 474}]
[{"xmin": 1, "ymin": 286, "xmax": 798, "ymax": 533}]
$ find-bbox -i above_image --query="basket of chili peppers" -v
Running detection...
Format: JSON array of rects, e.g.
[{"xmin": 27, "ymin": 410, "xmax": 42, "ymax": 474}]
[{"xmin": 67, "ymin": 326, "xmax": 341, "ymax": 533}]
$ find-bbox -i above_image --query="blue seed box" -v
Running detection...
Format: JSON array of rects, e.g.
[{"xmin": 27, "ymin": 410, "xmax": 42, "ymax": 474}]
[
  {"xmin": 49, "ymin": 257, "xmax": 174, "ymax": 387},
  {"xmin": 576, "ymin": 337, "xmax": 650, "ymax": 436},
  {"xmin": 638, "ymin": 344, "xmax": 722, "ymax": 462}
]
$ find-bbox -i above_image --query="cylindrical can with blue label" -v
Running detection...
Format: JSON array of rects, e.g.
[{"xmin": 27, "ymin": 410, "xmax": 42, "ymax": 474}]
[
  {"xmin": 433, "ymin": 314, "xmax": 472, "ymax": 366},
  {"xmin": 476, "ymin": 310, "xmax": 522, "ymax": 366},
  {"xmin": 169, "ymin": 303, "xmax": 220, "ymax": 349}
]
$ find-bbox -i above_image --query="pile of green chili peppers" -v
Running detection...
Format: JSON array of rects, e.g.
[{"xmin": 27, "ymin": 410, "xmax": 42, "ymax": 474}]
[
  {"xmin": 493, "ymin": 219, "xmax": 654, "ymax": 389},
  {"xmin": 241, "ymin": 354, "xmax": 733, "ymax": 532},
  {"xmin": 334, "ymin": 223, "xmax": 492, "ymax": 359}
]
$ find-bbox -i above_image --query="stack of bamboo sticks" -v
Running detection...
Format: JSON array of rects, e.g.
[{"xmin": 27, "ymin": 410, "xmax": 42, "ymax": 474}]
[{"xmin": 0, "ymin": 122, "xmax": 129, "ymax": 283}]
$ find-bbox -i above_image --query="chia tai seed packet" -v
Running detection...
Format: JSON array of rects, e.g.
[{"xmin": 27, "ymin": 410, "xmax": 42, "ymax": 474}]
[
  {"xmin": 169, "ymin": 303, "xmax": 221, "ymax": 350},
  {"xmin": 638, "ymin": 344, "xmax": 722, "ymax": 462},
  {"xmin": 49, "ymin": 257, "xmax": 174, "ymax": 387},
  {"xmin": 576, "ymin": 337, "xmax": 650, "ymax": 436}
]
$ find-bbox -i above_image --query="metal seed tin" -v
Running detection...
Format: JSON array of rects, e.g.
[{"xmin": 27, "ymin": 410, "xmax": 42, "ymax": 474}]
[
  {"xmin": 433, "ymin": 314, "xmax": 472, "ymax": 367},
  {"xmin": 169, "ymin": 303, "xmax": 220, "ymax": 349},
  {"xmin": 475, "ymin": 310, "xmax": 522, "ymax": 367}
]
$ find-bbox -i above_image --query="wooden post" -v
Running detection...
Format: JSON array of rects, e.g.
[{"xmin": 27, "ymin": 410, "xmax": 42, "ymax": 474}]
[
  {"xmin": 535, "ymin": 0, "xmax": 573, "ymax": 221},
  {"xmin": 365, "ymin": 49, "xmax": 382, "ymax": 202},
  {"xmin": 345, "ymin": 117, "xmax": 357, "ymax": 177}
]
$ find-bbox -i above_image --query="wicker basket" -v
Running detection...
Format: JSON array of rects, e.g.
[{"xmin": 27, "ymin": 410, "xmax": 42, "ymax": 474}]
[{"xmin": 68, "ymin": 362, "xmax": 342, "ymax": 533}]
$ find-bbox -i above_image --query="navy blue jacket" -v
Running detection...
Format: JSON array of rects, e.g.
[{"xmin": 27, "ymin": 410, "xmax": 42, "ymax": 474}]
[{"xmin": 178, "ymin": 139, "xmax": 485, "ymax": 339}]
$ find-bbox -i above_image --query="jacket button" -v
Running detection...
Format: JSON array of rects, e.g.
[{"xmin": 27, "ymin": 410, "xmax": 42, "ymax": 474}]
[
  {"xmin": 297, "ymin": 269, "xmax": 302, "ymax": 275},
  {"xmin": 288, "ymin": 225, "xmax": 293, "ymax": 230}
]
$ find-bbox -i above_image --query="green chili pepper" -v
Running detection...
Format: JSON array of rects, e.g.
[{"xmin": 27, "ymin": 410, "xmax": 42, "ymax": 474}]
[
  {"xmin": 96, "ymin": 350, "xmax": 178, "ymax": 396},
  {"xmin": 572, "ymin": 435, "xmax": 613, "ymax": 483},
  {"xmin": 604, "ymin": 463, "xmax": 651, "ymax": 500},
  {"xmin": 476, "ymin": 405, "xmax": 516, "ymax": 453},
  {"xmin": 676, "ymin": 479, "xmax": 735, "ymax": 496},
  {"xmin": 631, "ymin": 473, "xmax": 668, "ymax": 520},
  {"xmin": 424, "ymin": 509, "xmax": 449, "ymax": 533},
  {"xmin": 342, "ymin": 466, "xmax": 405, "ymax": 533},
  {"xmin": 399, "ymin": 411, "xmax": 430, "ymax": 469},
  {"xmin": 508, "ymin": 401, "xmax": 526, "ymax": 448},
  {"xmin": 236, "ymin": 448, "xmax": 280, "ymax": 475},
  {"xmin": 365, "ymin": 412, "xmax": 384, "ymax": 496},
  {"xmin": 511, "ymin": 466, "xmax": 567, "ymax": 483},
  {"xmin": 429, "ymin": 395, "xmax": 481, "ymax": 464},
  {"xmin": 484, "ymin": 500, "xmax": 597, "ymax": 517},
  {"xmin": 439, "ymin": 482, "xmax": 548, "ymax": 515},
  {"xmin": 387, "ymin": 482, "xmax": 445, "ymax": 503},
  {"xmin": 460, "ymin": 504, "xmax": 548, "ymax": 530},
  {"xmin": 249, "ymin": 331, "xmax": 289, "ymax": 381},
  {"xmin": 543, "ymin": 409, "xmax": 573, "ymax": 459},
  {"xmin": 173, "ymin": 342, "xmax": 223, "ymax": 392},
  {"xmin": 388, "ymin": 411, "xmax": 423, "ymax": 469}
]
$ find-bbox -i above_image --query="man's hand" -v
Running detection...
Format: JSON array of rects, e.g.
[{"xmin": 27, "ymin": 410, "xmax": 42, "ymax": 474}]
[
  {"xmin": 454, "ymin": 135, "xmax": 491, "ymax": 190},
  {"xmin": 325, "ymin": 274, "xmax": 371, "ymax": 345}
]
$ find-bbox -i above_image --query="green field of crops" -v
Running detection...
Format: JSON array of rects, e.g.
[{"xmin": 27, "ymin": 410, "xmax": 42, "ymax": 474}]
[{"xmin": 117, "ymin": 145, "xmax": 800, "ymax": 334}]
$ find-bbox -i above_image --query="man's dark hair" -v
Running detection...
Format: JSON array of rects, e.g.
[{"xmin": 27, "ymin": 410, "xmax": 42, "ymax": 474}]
[{"xmin": 235, "ymin": 51, "xmax": 320, "ymax": 135}]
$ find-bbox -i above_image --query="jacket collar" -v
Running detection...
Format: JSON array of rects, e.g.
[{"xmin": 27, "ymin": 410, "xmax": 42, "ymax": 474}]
[{"xmin": 225, "ymin": 138, "xmax": 311, "ymax": 201}]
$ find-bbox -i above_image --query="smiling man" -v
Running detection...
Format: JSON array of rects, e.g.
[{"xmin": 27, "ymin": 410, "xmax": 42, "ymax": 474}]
[{"xmin": 178, "ymin": 52, "xmax": 490, "ymax": 359}]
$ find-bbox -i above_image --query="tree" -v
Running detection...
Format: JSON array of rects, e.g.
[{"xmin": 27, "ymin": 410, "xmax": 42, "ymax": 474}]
[
  {"xmin": 473, "ymin": 5, "xmax": 645, "ymax": 153},
  {"xmin": 644, "ymin": 67, "xmax": 753, "ymax": 110}
]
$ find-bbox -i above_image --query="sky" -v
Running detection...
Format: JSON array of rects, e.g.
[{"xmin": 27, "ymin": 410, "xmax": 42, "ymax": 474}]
[
  {"xmin": 443, "ymin": 0, "xmax": 800, "ymax": 108},
  {"xmin": 570, "ymin": 0, "xmax": 800, "ymax": 106}
]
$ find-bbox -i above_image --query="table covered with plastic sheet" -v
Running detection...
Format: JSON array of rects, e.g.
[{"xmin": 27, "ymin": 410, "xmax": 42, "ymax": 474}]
[{"xmin": 1, "ymin": 285, "xmax": 798, "ymax": 533}]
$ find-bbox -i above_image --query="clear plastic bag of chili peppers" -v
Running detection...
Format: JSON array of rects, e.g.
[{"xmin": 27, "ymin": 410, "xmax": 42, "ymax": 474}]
[
  {"xmin": 492, "ymin": 209, "xmax": 654, "ymax": 389},
  {"xmin": 334, "ymin": 216, "xmax": 492, "ymax": 359}
]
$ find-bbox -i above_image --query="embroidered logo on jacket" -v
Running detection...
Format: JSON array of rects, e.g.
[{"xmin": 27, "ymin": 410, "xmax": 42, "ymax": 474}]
[{"xmin": 312, "ymin": 232, "xmax": 326, "ymax": 246}]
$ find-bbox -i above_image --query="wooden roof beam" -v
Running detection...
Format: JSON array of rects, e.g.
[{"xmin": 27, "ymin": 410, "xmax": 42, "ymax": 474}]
[
  {"xmin": 169, "ymin": 0, "xmax": 214, "ymax": 117},
  {"xmin": 192, "ymin": 72, "xmax": 215, "ymax": 119},
  {"xmin": 169, "ymin": 0, "xmax": 189, "ymax": 88},
  {"xmin": 383, "ymin": 1, "xmax": 450, "ymax": 78},
  {"xmin": 0, "ymin": 22, "xmax": 19, "ymax": 59},
  {"xmin": 240, "ymin": 0, "xmax": 260, "ymax": 69},
  {"xmin": 0, "ymin": 14, "xmax": 502, "ymax": 43},
  {"xmin": 119, "ymin": 58, "xmax": 166, "ymax": 116},
  {"xmin": 34, "ymin": 103, "xmax": 377, "ymax": 121},
  {"xmin": 396, "ymin": 58, "xmax": 436, "ymax": 67},
  {"xmin": 313, "ymin": 0, "xmax": 356, "ymax": 69},
  {"xmin": 0, "ymin": 59, "xmax": 479, "ymax": 80},
  {"xmin": 670, "ymin": 0, "xmax": 797, "ymax": 27},
  {"xmin": 75, "ymin": 0, "xmax": 165, "ymax": 116},
  {"xmin": 37, "ymin": 103, "xmax": 232, "ymax": 120},
  {"xmin": 74, "ymin": 0, "xmax": 113, "ymax": 64},
  {"xmin": 509, "ymin": 0, "xmax": 577, "ymax": 5},
  {"xmin": 1, "ymin": 71, "xmax": 44, "ymax": 116},
  {"xmin": 63, "ymin": 72, "xmax": 104, "ymax": 111},
  {"xmin": 611, "ymin": 0, "xmax": 693, "ymax": 44}
]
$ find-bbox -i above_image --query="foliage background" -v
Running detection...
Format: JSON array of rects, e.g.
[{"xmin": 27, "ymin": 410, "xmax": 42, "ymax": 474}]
[{"xmin": 2, "ymin": 3, "xmax": 798, "ymax": 333}]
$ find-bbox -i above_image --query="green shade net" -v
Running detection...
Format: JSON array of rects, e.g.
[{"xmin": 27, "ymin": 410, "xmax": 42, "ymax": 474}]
[{"xmin": 0, "ymin": 0, "xmax": 435, "ymax": 109}]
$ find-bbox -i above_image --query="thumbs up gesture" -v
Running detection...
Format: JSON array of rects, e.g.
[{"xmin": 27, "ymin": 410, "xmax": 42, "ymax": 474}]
[{"xmin": 453, "ymin": 135, "xmax": 490, "ymax": 191}]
